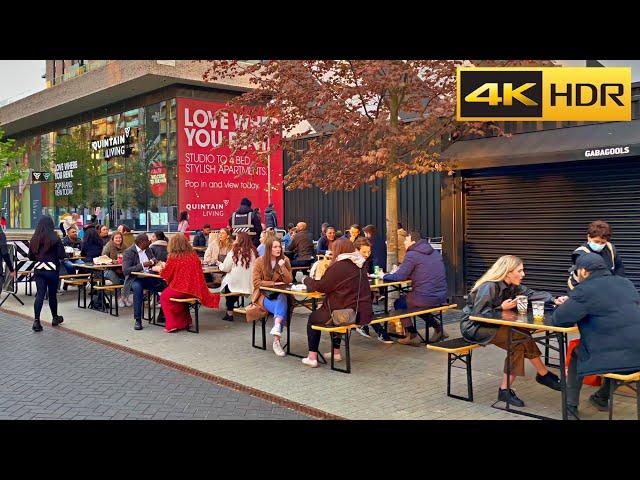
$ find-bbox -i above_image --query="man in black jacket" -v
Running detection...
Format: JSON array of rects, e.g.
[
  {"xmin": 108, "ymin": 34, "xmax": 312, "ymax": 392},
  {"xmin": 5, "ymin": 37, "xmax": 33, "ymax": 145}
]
[
  {"xmin": 122, "ymin": 234, "xmax": 163, "ymax": 331},
  {"xmin": 229, "ymin": 197, "xmax": 262, "ymax": 247},
  {"xmin": 552, "ymin": 253, "xmax": 640, "ymax": 419},
  {"xmin": 264, "ymin": 204, "xmax": 277, "ymax": 229},
  {"xmin": 193, "ymin": 224, "xmax": 211, "ymax": 257},
  {"xmin": 286, "ymin": 222, "xmax": 315, "ymax": 268}
]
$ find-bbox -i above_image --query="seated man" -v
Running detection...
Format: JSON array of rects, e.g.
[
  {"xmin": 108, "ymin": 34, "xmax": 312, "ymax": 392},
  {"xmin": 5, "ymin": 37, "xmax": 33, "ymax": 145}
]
[
  {"xmin": 382, "ymin": 231, "xmax": 448, "ymax": 345},
  {"xmin": 317, "ymin": 225, "xmax": 337, "ymax": 254},
  {"xmin": 286, "ymin": 221, "xmax": 315, "ymax": 268},
  {"xmin": 551, "ymin": 253, "xmax": 640, "ymax": 419},
  {"xmin": 193, "ymin": 224, "xmax": 211, "ymax": 257},
  {"xmin": 122, "ymin": 233, "xmax": 164, "ymax": 331}
]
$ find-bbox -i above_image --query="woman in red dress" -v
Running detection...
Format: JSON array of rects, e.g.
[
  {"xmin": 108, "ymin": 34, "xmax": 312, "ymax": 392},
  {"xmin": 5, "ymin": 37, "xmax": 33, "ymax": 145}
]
[{"xmin": 156, "ymin": 233, "xmax": 219, "ymax": 332}]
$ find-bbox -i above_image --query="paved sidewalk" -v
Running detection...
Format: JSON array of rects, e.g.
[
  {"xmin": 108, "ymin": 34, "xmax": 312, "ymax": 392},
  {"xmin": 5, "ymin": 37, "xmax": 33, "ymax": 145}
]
[
  {"xmin": 1, "ymin": 287, "xmax": 636, "ymax": 420},
  {"xmin": 0, "ymin": 312, "xmax": 308, "ymax": 420}
]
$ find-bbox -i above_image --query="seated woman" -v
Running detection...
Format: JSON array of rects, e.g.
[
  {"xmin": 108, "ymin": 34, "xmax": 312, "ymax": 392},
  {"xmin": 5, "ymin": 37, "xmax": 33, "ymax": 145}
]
[
  {"xmin": 203, "ymin": 227, "xmax": 233, "ymax": 265},
  {"xmin": 101, "ymin": 231, "xmax": 126, "ymax": 304},
  {"xmin": 81, "ymin": 226, "xmax": 104, "ymax": 261},
  {"xmin": 117, "ymin": 224, "xmax": 134, "ymax": 248},
  {"xmin": 252, "ymin": 237, "xmax": 293, "ymax": 356},
  {"xmin": 301, "ymin": 238, "xmax": 374, "ymax": 367},
  {"xmin": 149, "ymin": 231, "xmax": 168, "ymax": 262},
  {"xmin": 257, "ymin": 229, "xmax": 277, "ymax": 256},
  {"xmin": 216, "ymin": 232, "xmax": 258, "ymax": 321},
  {"xmin": 155, "ymin": 233, "xmax": 219, "ymax": 333},
  {"xmin": 460, "ymin": 255, "xmax": 568, "ymax": 407}
]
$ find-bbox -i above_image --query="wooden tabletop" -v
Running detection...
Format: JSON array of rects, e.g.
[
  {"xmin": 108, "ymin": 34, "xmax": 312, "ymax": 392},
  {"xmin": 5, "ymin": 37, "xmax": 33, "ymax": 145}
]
[
  {"xmin": 77, "ymin": 263, "xmax": 122, "ymax": 270},
  {"xmin": 261, "ymin": 284, "xmax": 325, "ymax": 299},
  {"xmin": 469, "ymin": 310, "xmax": 579, "ymax": 333},
  {"xmin": 193, "ymin": 246, "xmax": 207, "ymax": 252},
  {"xmin": 64, "ymin": 256, "xmax": 86, "ymax": 260},
  {"xmin": 131, "ymin": 271, "xmax": 161, "ymax": 279},
  {"xmin": 369, "ymin": 279, "xmax": 412, "ymax": 289}
]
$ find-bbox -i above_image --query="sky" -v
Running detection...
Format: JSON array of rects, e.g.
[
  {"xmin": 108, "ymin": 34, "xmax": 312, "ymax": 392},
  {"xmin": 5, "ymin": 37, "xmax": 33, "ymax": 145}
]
[
  {"xmin": 0, "ymin": 60, "xmax": 46, "ymax": 104},
  {"xmin": 1, "ymin": 60, "xmax": 640, "ymax": 105}
]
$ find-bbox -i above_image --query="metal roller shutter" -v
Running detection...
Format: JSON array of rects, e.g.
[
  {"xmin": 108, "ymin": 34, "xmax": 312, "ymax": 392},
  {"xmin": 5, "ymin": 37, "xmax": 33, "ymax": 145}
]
[{"xmin": 463, "ymin": 157, "xmax": 640, "ymax": 296}]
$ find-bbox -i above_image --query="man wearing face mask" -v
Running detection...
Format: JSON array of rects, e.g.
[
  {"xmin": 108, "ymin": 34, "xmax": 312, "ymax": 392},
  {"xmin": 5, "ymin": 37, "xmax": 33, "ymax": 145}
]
[{"xmin": 567, "ymin": 220, "xmax": 624, "ymax": 291}]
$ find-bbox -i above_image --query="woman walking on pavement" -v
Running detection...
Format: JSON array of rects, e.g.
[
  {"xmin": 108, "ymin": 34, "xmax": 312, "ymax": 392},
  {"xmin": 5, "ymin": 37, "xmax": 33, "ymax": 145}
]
[{"xmin": 28, "ymin": 215, "xmax": 66, "ymax": 332}]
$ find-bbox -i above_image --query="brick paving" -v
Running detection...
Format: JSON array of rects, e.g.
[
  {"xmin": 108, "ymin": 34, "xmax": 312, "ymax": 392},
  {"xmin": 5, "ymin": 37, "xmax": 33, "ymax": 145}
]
[
  {"xmin": 1, "ymin": 286, "xmax": 637, "ymax": 420},
  {"xmin": 0, "ymin": 312, "xmax": 309, "ymax": 420}
]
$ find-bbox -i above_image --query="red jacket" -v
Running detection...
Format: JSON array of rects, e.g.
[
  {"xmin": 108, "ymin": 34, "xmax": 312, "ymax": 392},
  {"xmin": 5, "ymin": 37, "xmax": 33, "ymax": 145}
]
[{"xmin": 160, "ymin": 252, "xmax": 218, "ymax": 308}]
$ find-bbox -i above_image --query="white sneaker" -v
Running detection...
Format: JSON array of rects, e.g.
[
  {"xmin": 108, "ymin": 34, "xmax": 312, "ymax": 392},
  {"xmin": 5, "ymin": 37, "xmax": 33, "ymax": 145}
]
[
  {"xmin": 301, "ymin": 357, "xmax": 318, "ymax": 368},
  {"xmin": 355, "ymin": 326, "xmax": 371, "ymax": 338},
  {"xmin": 324, "ymin": 351, "xmax": 342, "ymax": 362},
  {"xmin": 270, "ymin": 324, "xmax": 283, "ymax": 337},
  {"xmin": 272, "ymin": 340, "xmax": 286, "ymax": 357},
  {"xmin": 125, "ymin": 294, "xmax": 133, "ymax": 307},
  {"xmin": 118, "ymin": 298, "xmax": 126, "ymax": 308}
]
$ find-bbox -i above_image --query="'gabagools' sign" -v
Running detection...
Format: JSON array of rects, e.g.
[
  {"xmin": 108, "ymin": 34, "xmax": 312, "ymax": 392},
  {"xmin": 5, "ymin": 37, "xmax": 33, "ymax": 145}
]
[
  {"xmin": 584, "ymin": 146, "xmax": 631, "ymax": 158},
  {"xmin": 91, "ymin": 127, "xmax": 134, "ymax": 159}
]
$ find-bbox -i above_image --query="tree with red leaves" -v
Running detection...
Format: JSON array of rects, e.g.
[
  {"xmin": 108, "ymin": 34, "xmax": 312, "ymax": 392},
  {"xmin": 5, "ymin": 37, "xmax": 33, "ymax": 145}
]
[{"xmin": 202, "ymin": 60, "xmax": 555, "ymax": 267}]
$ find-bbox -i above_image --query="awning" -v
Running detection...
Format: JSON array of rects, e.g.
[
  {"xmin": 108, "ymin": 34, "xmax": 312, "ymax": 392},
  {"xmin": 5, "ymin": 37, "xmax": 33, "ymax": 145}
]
[{"xmin": 442, "ymin": 119, "xmax": 640, "ymax": 169}]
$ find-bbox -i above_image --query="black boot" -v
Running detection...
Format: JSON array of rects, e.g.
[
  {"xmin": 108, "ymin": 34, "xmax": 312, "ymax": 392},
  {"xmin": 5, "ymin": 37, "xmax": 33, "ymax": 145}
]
[
  {"xmin": 32, "ymin": 320, "xmax": 43, "ymax": 332},
  {"xmin": 52, "ymin": 315, "xmax": 64, "ymax": 326},
  {"xmin": 221, "ymin": 313, "xmax": 234, "ymax": 322},
  {"xmin": 498, "ymin": 388, "xmax": 525, "ymax": 407}
]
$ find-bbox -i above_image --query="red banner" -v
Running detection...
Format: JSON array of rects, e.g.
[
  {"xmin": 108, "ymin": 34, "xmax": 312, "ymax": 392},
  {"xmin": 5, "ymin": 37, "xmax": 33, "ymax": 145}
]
[{"xmin": 177, "ymin": 98, "xmax": 283, "ymax": 230}]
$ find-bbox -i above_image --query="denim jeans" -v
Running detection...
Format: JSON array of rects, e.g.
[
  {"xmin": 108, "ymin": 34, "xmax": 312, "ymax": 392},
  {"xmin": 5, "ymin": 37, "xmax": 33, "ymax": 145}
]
[
  {"xmin": 131, "ymin": 277, "xmax": 164, "ymax": 321},
  {"xmin": 263, "ymin": 293, "xmax": 288, "ymax": 319}
]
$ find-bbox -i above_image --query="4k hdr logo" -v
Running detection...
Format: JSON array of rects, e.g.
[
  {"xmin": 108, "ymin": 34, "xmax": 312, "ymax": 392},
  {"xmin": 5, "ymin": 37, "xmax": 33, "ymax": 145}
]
[{"xmin": 457, "ymin": 67, "xmax": 631, "ymax": 121}]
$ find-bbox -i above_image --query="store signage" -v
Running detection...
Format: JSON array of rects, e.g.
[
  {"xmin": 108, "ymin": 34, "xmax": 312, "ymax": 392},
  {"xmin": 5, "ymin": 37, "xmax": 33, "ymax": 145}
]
[
  {"xmin": 54, "ymin": 161, "xmax": 78, "ymax": 196},
  {"xmin": 91, "ymin": 127, "xmax": 134, "ymax": 159},
  {"xmin": 149, "ymin": 161, "xmax": 167, "ymax": 197},
  {"xmin": 31, "ymin": 171, "xmax": 51, "ymax": 182},
  {"xmin": 457, "ymin": 67, "xmax": 631, "ymax": 121},
  {"xmin": 177, "ymin": 98, "xmax": 283, "ymax": 230},
  {"xmin": 584, "ymin": 146, "xmax": 631, "ymax": 158}
]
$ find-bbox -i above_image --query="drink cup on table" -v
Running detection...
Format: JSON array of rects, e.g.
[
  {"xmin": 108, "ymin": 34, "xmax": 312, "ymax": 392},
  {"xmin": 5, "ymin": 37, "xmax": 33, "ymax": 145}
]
[
  {"xmin": 532, "ymin": 301, "xmax": 545, "ymax": 320},
  {"xmin": 516, "ymin": 295, "xmax": 528, "ymax": 314}
]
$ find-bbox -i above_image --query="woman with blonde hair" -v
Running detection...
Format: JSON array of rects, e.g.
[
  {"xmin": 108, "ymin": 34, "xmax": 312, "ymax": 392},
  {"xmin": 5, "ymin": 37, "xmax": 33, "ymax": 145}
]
[
  {"xmin": 460, "ymin": 255, "xmax": 569, "ymax": 407},
  {"xmin": 257, "ymin": 228, "xmax": 277, "ymax": 256},
  {"xmin": 154, "ymin": 233, "xmax": 219, "ymax": 332},
  {"xmin": 203, "ymin": 227, "xmax": 233, "ymax": 265}
]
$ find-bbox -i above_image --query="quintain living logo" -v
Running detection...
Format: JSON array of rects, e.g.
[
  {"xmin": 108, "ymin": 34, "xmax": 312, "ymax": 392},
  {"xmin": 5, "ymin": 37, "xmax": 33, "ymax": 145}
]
[{"xmin": 457, "ymin": 67, "xmax": 631, "ymax": 122}]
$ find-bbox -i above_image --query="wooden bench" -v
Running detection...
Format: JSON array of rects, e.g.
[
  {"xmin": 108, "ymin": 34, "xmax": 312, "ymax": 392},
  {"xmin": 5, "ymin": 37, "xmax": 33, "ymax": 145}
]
[
  {"xmin": 234, "ymin": 306, "xmax": 270, "ymax": 350},
  {"xmin": 427, "ymin": 338, "xmax": 481, "ymax": 402},
  {"xmin": 61, "ymin": 277, "xmax": 89, "ymax": 308},
  {"xmin": 170, "ymin": 297, "xmax": 201, "ymax": 333},
  {"xmin": 311, "ymin": 304, "xmax": 458, "ymax": 374},
  {"xmin": 93, "ymin": 284, "xmax": 124, "ymax": 317},
  {"xmin": 602, "ymin": 371, "xmax": 640, "ymax": 420},
  {"xmin": 59, "ymin": 273, "xmax": 91, "ymax": 279},
  {"xmin": 16, "ymin": 270, "xmax": 34, "ymax": 296},
  {"xmin": 220, "ymin": 292, "xmax": 246, "ymax": 308}
]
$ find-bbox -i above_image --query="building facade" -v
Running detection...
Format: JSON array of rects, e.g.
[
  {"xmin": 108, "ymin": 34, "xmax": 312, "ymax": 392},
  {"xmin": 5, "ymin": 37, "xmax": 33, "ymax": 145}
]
[{"xmin": 0, "ymin": 60, "xmax": 283, "ymax": 231}]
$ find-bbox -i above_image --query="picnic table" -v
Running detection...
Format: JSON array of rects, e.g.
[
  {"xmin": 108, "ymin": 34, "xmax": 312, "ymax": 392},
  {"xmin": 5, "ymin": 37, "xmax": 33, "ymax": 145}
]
[
  {"xmin": 76, "ymin": 263, "xmax": 123, "ymax": 311},
  {"xmin": 368, "ymin": 277, "xmax": 412, "ymax": 313},
  {"xmin": 469, "ymin": 309, "xmax": 578, "ymax": 420}
]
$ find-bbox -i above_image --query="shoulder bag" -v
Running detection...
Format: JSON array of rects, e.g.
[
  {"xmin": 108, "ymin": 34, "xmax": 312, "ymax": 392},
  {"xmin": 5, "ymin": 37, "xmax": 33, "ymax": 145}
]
[{"xmin": 325, "ymin": 268, "xmax": 363, "ymax": 326}]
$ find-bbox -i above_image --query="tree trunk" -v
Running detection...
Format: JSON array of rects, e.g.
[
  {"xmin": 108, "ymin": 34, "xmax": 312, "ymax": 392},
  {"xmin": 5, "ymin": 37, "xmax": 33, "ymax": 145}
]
[{"xmin": 385, "ymin": 175, "xmax": 398, "ymax": 271}]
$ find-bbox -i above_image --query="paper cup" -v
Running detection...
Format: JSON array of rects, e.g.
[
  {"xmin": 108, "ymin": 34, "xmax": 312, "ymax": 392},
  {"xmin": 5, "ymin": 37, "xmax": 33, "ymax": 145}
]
[{"xmin": 516, "ymin": 295, "xmax": 528, "ymax": 314}]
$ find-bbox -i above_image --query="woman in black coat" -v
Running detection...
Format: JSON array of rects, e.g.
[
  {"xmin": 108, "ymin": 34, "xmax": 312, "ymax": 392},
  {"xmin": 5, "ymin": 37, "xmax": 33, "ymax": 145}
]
[
  {"xmin": 28, "ymin": 215, "xmax": 66, "ymax": 332},
  {"xmin": 81, "ymin": 227, "xmax": 104, "ymax": 261}
]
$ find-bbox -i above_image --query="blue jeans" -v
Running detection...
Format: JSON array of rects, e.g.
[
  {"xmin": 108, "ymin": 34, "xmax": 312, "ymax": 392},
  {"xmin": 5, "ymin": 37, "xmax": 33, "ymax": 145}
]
[
  {"xmin": 62, "ymin": 259, "xmax": 84, "ymax": 274},
  {"xmin": 132, "ymin": 277, "xmax": 164, "ymax": 321},
  {"xmin": 263, "ymin": 293, "xmax": 288, "ymax": 320}
]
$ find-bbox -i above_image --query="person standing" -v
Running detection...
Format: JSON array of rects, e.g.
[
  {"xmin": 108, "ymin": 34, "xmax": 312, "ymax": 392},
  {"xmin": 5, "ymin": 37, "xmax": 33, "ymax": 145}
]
[
  {"xmin": 28, "ymin": 216, "xmax": 66, "ymax": 332},
  {"xmin": 264, "ymin": 203, "xmax": 278, "ymax": 229},
  {"xmin": 0, "ymin": 215, "xmax": 7, "ymax": 231},
  {"xmin": 155, "ymin": 234, "xmax": 219, "ymax": 332},
  {"xmin": 568, "ymin": 220, "xmax": 625, "ymax": 290},
  {"xmin": 177, "ymin": 211, "xmax": 190, "ymax": 241},
  {"xmin": 229, "ymin": 197, "xmax": 262, "ymax": 247},
  {"xmin": 0, "ymin": 226, "xmax": 16, "ymax": 285},
  {"xmin": 551, "ymin": 253, "xmax": 640, "ymax": 419}
]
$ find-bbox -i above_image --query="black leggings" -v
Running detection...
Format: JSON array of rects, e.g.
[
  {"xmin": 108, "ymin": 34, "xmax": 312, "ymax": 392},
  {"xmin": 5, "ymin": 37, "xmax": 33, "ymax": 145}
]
[
  {"xmin": 34, "ymin": 270, "xmax": 59, "ymax": 320},
  {"xmin": 222, "ymin": 285, "xmax": 239, "ymax": 311}
]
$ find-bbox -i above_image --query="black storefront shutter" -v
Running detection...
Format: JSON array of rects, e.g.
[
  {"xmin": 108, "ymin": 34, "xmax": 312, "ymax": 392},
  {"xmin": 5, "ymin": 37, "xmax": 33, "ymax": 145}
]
[{"xmin": 463, "ymin": 157, "xmax": 640, "ymax": 296}]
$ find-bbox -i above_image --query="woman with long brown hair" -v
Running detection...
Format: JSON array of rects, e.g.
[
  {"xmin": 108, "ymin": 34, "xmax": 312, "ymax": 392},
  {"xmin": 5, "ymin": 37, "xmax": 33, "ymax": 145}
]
[
  {"xmin": 252, "ymin": 237, "xmax": 293, "ymax": 356},
  {"xmin": 300, "ymin": 238, "xmax": 374, "ymax": 367},
  {"xmin": 155, "ymin": 233, "xmax": 219, "ymax": 332},
  {"xmin": 217, "ymin": 232, "xmax": 258, "ymax": 321}
]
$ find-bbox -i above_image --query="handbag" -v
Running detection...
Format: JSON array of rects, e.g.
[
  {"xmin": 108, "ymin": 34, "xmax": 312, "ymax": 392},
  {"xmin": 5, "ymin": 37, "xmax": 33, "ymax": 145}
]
[
  {"xmin": 245, "ymin": 302, "xmax": 268, "ymax": 322},
  {"xmin": 325, "ymin": 268, "xmax": 363, "ymax": 327}
]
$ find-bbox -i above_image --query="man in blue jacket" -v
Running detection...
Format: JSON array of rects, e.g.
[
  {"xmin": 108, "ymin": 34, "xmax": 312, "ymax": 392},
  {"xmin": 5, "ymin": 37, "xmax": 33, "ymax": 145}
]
[
  {"xmin": 552, "ymin": 253, "xmax": 640, "ymax": 419},
  {"xmin": 383, "ymin": 231, "xmax": 448, "ymax": 345}
]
